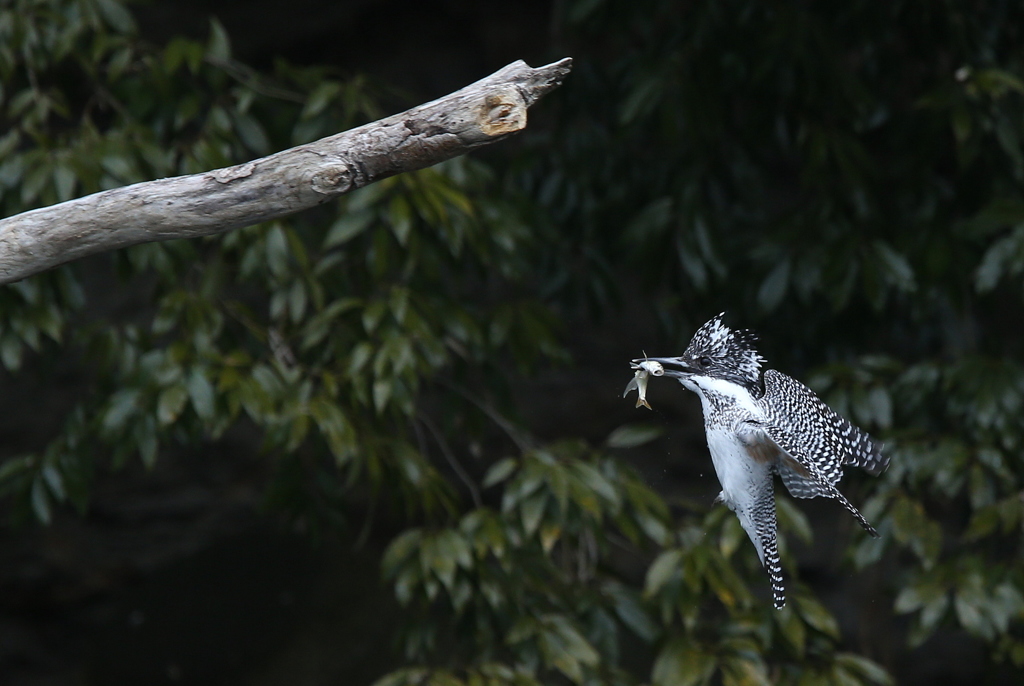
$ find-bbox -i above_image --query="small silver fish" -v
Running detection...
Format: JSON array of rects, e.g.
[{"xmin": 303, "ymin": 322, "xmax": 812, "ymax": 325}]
[{"xmin": 623, "ymin": 359, "xmax": 664, "ymax": 410}]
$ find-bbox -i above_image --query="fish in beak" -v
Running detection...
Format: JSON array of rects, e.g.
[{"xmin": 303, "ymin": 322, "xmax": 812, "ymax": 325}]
[
  {"xmin": 623, "ymin": 359, "xmax": 665, "ymax": 409},
  {"xmin": 630, "ymin": 356, "xmax": 692, "ymax": 377}
]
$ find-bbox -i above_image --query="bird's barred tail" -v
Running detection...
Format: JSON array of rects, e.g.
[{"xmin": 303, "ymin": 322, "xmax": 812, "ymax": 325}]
[
  {"xmin": 751, "ymin": 481, "xmax": 786, "ymax": 609},
  {"xmin": 764, "ymin": 532, "xmax": 786, "ymax": 610}
]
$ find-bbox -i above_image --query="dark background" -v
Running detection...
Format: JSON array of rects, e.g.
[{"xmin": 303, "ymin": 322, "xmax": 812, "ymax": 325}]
[{"xmin": 3, "ymin": 0, "xmax": 1024, "ymax": 684}]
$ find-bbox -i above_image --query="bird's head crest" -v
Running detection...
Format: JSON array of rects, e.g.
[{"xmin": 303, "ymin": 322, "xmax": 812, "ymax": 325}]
[{"xmin": 682, "ymin": 313, "xmax": 765, "ymax": 389}]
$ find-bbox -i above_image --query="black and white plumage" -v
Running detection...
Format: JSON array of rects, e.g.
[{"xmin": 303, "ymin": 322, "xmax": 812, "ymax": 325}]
[{"xmin": 626, "ymin": 313, "xmax": 888, "ymax": 609}]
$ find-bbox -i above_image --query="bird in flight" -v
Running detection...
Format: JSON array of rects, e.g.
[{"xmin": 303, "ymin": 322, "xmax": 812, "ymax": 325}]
[{"xmin": 624, "ymin": 313, "xmax": 888, "ymax": 609}]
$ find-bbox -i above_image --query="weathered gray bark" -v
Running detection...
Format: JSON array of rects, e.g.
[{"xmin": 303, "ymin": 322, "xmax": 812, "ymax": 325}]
[{"xmin": 0, "ymin": 58, "xmax": 572, "ymax": 285}]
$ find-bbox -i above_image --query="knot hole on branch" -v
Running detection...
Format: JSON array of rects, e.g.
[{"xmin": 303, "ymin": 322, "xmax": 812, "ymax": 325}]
[
  {"xmin": 310, "ymin": 165, "xmax": 354, "ymax": 195},
  {"xmin": 479, "ymin": 92, "xmax": 525, "ymax": 136}
]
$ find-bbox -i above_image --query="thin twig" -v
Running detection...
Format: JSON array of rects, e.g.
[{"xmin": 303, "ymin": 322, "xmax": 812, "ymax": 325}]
[
  {"xmin": 205, "ymin": 55, "xmax": 306, "ymax": 104},
  {"xmin": 417, "ymin": 412, "xmax": 482, "ymax": 509},
  {"xmin": 437, "ymin": 378, "xmax": 532, "ymax": 453}
]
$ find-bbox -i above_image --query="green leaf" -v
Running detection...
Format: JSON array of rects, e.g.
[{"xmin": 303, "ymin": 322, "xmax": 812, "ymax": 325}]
[
  {"xmin": 0, "ymin": 455, "xmax": 33, "ymax": 485},
  {"xmin": 645, "ymin": 549, "xmax": 684, "ymax": 597},
  {"xmin": 157, "ymin": 384, "xmax": 189, "ymax": 426},
  {"xmin": 619, "ymin": 74, "xmax": 663, "ymax": 125},
  {"xmin": 0, "ymin": 334, "xmax": 23, "ymax": 371},
  {"xmin": 301, "ymin": 297, "xmax": 361, "ymax": 350},
  {"xmin": 427, "ymin": 670, "xmax": 463, "ymax": 686},
  {"xmin": 606, "ymin": 423, "xmax": 664, "ymax": 449},
  {"xmin": 41, "ymin": 464, "xmax": 65, "ymax": 501},
  {"xmin": 720, "ymin": 652, "xmax": 770, "ymax": 686},
  {"xmin": 372, "ymin": 668, "xmax": 430, "ymax": 686},
  {"xmin": 437, "ymin": 529, "xmax": 473, "ymax": 570},
  {"xmin": 382, "ymin": 529, "xmax": 422, "ymax": 578},
  {"xmin": 31, "ymin": 478, "xmax": 52, "ymax": 524},
  {"xmin": 954, "ymin": 589, "xmax": 992, "ymax": 639},
  {"xmin": 652, "ymin": 636, "xmax": 717, "ymax": 686},
  {"xmin": 890, "ymin": 495, "xmax": 941, "ymax": 568},
  {"xmin": 53, "ymin": 163, "xmax": 76, "ymax": 202},
  {"xmin": 303, "ymin": 81, "xmax": 343, "ymax": 120},
  {"xmin": 234, "ymin": 112, "xmax": 270, "ymax": 154},
  {"xmin": 389, "ymin": 195, "xmax": 414, "ymax": 246},
  {"xmin": 974, "ymin": 68, "xmax": 1024, "ymax": 96},
  {"xmin": 164, "ymin": 37, "xmax": 204, "ymax": 73},
  {"xmin": 893, "ymin": 585, "xmax": 925, "ymax": 614},
  {"xmin": 138, "ymin": 426, "xmax": 158, "ymax": 470},
  {"xmin": 872, "ymin": 240, "xmax": 916, "ymax": 292},
  {"xmin": 540, "ymin": 615, "xmax": 599, "ymax": 683},
  {"xmin": 425, "ymin": 533, "xmax": 458, "ymax": 590},
  {"xmin": 520, "ymin": 492, "xmax": 547, "ymax": 536},
  {"xmin": 772, "ymin": 607, "xmax": 803, "ymax": 658},
  {"xmin": 100, "ymin": 154, "xmax": 138, "ymax": 183},
  {"xmin": 96, "ymin": 0, "xmax": 137, "ymax": 33},
  {"xmin": 482, "ymin": 458, "xmax": 518, "ymax": 488},
  {"xmin": 624, "ymin": 197, "xmax": 673, "ymax": 242},
  {"xmin": 571, "ymin": 461, "xmax": 620, "ymax": 509},
  {"xmin": 265, "ymin": 224, "xmax": 290, "ymax": 277},
  {"xmin": 606, "ymin": 582, "xmax": 659, "ymax": 642},
  {"xmin": 852, "ymin": 531, "xmax": 886, "ymax": 569},
  {"xmin": 506, "ymin": 616, "xmax": 538, "ymax": 645},
  {"xmin": 362, "ymin": 300, "xmax": 387, "ymax": 334},
  {"xmin": 0, "ymin": 131, "xmax": 20, "ymax": 160},
  {"xmin": 103, "ymin": 389, "xmax": 141, "ymax": 434},
  {"xmin": 975, "ymin": 226, "xmax": 1024, "ymax": 291},
  {"xmin": 718, "ymin": 515, "xmax": 746, "ymax": 558},
  {"xmin": 324, "ymin": 209, "xmax": 375, "ymax": 249},
  {"xmin": 207, "ymin": 18, "xmax": 231, "ymax": 60},
  {"xmin": 834, "ymin": 653, "xmax": 893, "ymax": 685},
  {"xmin": 348, "ymin": 341, "xmax": 374, "ymax": 376},
  {"xmin": 910, "ymin": 592, "xmax": 950, "ymax": 647},
  {"xmin": 372, "ymin": 379, "xmax": 392, "ymax": 412},
  {"xmin": 187, "ymin": 368, "xmax": 216, "ymax": 421},
  {"xmin": 705, "ymin": 554, "xmax": 749, "ymax": 609},
  {"xmin": 795, "ymin": 594, "xmax": 840, "ymax": 639},
  {"xmin": 776, "ymin": 495, "xmax": 813, "ymax": 544}
]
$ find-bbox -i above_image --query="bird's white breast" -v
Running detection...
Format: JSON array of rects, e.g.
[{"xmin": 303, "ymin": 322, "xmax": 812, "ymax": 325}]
[
  {"xmin": 705, "ymin": 428, "xmax": 771, "ymax": 512},
  {"xmin": 678, "ymin": 375, "xmax": 770, "ymax": 510}
]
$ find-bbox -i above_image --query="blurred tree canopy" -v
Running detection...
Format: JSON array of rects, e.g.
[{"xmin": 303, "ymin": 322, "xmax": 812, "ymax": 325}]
[{"xmin": 2, "ymin": 0, "xmax": 1024, "ymax": 684}]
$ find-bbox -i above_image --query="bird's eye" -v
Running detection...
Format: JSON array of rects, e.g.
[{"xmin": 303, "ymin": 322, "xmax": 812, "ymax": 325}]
[{"xmin": 698, "ymin": 356, "xmax": 713, "ymax": 368}]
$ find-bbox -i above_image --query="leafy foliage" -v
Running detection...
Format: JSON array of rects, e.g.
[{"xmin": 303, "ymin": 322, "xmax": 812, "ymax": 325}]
[
  {"xmin": 0, "ymin": 0, "xmax": 552, "ymax": 534},
  {"xmin": 513, "ymin": 0, "xmax": 1024, "ymax": 680},
  {"xmin": 3, "ymin": 0, "xmax": 1024, "ymax": 684}
]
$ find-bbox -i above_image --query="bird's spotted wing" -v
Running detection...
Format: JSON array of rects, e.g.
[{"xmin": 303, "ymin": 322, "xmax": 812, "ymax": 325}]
[
  {"xmin": 778, "ymin": 461, "xmax": 831, "ymax": 499},
  {"xmin": 757, "ymin": 421, "xmax": 879, "ymax": 537},
  {"xmin": 760, "ymin": 369, "xmax": 888, "ymax": 480}
]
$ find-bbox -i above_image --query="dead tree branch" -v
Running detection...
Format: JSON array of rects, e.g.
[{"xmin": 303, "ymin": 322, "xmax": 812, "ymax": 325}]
[{"xmin": 0, "ymin": 58, "xmax": 572, "ymax": 285}]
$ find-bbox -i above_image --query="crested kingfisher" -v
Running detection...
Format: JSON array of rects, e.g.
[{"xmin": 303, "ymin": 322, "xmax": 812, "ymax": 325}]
[{"xmin": 624, "ymin": 313, "xmax": 888, "ymax": 609}]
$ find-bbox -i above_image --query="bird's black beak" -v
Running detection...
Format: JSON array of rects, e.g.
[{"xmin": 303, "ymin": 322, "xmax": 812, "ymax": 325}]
[{"xmin": 630, "ymin": 356, "xmax": 693, "ymax": 378}]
